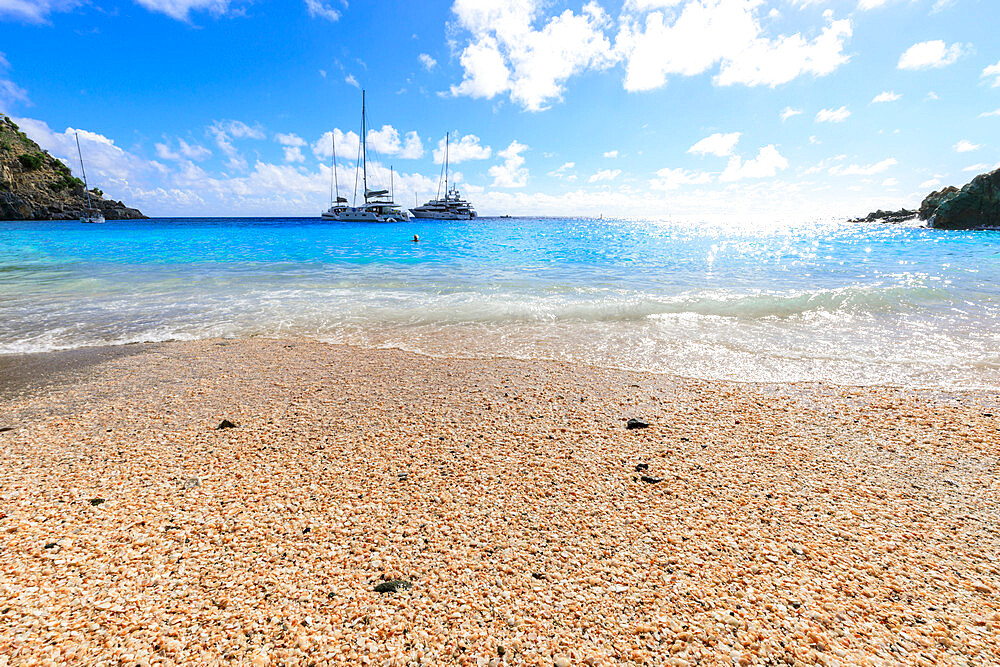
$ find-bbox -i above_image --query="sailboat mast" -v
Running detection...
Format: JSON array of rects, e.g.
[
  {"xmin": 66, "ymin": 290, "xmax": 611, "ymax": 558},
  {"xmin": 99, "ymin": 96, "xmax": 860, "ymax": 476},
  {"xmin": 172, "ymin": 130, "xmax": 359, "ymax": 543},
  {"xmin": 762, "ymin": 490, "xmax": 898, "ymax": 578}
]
[
  {"xmin": 75, "ymin": 132, "xmax": 92, "ymax": 209},
  {"xmin": 361, "ymin": 90, "xmax": 368, "ymax": 203},
  {"xmin": 444, "ymin": 131, "xmax": 449, "ymax": 200},
  {"xmin": 332, "ymin": 132, "xmax": 340, "ymax": 203},
  {"xmin": 329, "ymin": 134, "xmax": 334, "ymax": 206},
  {"xmin": 390, "ymin": 166, "xmax": 394, "ymax": 202}
]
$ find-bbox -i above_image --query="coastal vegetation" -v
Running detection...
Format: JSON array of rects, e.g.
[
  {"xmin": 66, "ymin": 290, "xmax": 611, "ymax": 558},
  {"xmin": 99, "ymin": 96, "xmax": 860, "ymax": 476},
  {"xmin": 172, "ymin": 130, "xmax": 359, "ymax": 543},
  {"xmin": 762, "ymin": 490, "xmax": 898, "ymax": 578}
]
[{"xmin": 0, "ymin": 113, "xmax": 145, "ymax": 220}]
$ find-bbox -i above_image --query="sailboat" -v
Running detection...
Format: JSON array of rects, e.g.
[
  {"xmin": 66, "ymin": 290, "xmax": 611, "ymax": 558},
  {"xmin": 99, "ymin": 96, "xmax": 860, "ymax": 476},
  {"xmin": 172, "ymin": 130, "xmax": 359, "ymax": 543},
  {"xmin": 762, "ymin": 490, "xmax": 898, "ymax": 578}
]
[
  {"xmin": 75, "ymin": 132, "xmax": 104, "ymax": 224},
  {"xmin": 409, "ymin": 131, "xmax": 477, "ymax": 220},
  {"xmin": 321, "ymin": 90, "xmax": 411, "ymax": 223},
  {"xmin": 321, "ymin": 131, "xmax": 348, "ymax": 220}
]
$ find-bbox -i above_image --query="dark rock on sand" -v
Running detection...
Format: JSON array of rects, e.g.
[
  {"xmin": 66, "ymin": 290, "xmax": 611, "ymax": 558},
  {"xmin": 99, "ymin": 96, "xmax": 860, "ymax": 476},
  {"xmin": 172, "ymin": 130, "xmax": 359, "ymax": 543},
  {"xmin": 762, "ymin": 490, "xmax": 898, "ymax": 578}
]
[
  {"xmin": 920, "ymin": 169, "xmax": 1000, "ymax": 229},
  {"xmin": 374, "ymin": 580, "xmax": 413, "ymax": 593},
  {"xmin": 217, "ymin": 419, "xmax": 238, "ymax": 429},
  {"xmin": 89, "ymin": 498, "xmax": 105, "ymax": 506},
  {"xmin": 640, "ymin": 476, "xmax": 663, "ymax": 484},
  {"xmin": 626, "ymin": 418, "xmax": 649, "ymax": 430},
  {"xmin": 635, "ymin": 463, "xmax": 649, "ymax": 472},
  {"xmin": 181, "ymin": 477, "xmax": 200, "ymax": 489}
]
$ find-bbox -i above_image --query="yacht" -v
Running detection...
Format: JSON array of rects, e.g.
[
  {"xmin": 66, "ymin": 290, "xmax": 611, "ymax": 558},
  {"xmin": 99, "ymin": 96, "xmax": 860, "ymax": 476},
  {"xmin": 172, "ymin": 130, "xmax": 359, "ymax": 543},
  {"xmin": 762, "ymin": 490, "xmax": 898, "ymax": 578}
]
[
  {"xmin": 321, "ymin": 91, "xmax": 410, "ymax": 223},
  {"xmin": 410, "ymin": 132, "xmax": 477, "ymax": 220},
  {"xmin": 75, "ymin": 132, "xmax": 105, "ymax": 224}
]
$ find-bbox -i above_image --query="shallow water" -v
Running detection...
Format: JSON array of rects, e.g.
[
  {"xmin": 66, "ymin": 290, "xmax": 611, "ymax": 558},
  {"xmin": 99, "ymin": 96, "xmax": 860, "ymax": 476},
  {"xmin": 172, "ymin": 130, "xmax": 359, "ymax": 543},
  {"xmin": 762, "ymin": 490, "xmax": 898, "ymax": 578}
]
[{"xmin": 2, "ymin": 216, "xmax": 998, "ymax": 388}]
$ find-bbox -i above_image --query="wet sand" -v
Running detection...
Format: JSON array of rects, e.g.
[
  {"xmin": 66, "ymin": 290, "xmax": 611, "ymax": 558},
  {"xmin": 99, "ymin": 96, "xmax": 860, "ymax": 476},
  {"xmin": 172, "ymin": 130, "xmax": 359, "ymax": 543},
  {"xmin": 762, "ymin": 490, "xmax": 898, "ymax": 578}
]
[
  {"xmin": 0, "ymin": 338, "xmax": 998, "ymax": 666},
  {"xmin": 0, "ymin": 343, "xmax": 157, "ymax": 400}
]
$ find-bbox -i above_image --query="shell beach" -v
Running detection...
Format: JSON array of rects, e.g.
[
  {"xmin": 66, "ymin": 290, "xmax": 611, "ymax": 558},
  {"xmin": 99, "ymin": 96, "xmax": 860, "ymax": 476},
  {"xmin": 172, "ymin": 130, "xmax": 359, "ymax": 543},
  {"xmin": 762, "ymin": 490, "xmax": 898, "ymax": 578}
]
[{"xmin": 1, "ymin": 338, "xmax": 998, "ymax": 665}]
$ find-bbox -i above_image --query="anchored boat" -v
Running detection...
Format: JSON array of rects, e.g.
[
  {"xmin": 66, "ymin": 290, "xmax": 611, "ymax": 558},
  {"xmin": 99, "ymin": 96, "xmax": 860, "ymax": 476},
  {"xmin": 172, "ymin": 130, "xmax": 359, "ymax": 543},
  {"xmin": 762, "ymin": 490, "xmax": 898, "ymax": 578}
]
[
  {"xmin": 321, "ymin": 91, "xmax": 410, "ymax": 223},
  {"xmin": 410, "ymin": 132, "xmax": 477, "ymax": 220},
  {"xmin": 75, "ymin": 132, "xmax": 104, "ymax": 224}
]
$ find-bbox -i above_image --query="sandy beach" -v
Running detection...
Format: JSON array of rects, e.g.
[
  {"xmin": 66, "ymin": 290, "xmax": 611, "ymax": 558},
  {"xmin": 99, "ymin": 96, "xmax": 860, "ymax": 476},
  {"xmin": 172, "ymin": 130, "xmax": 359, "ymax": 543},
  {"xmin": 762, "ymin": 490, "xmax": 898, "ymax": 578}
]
[{"xmin": 1, "ymin": 338, "xmax": 998, "ymax": 666}]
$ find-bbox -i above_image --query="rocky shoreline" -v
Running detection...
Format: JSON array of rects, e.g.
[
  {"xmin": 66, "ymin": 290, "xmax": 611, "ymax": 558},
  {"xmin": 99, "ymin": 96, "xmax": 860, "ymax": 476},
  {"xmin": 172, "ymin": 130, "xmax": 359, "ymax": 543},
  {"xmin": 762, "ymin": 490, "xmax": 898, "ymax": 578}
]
[
  {"xmin": 854, "ymin": 167, "xmax": 1000, "ymax": 230},
  {"xmin": 0, "ymin": 114, "xmax": 146, "ymax": 221}
]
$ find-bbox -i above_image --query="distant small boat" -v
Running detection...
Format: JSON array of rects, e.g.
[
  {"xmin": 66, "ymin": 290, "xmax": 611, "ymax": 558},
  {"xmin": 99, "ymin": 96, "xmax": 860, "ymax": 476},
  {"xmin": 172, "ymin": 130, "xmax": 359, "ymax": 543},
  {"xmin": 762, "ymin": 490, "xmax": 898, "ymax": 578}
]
[
  {"xmin": 75, "ymin": 132, "xmax": 104, "ymax": 224},
  {"xmin": 410, "ymin": 132, "xmax": 477, "ymax": 220}
]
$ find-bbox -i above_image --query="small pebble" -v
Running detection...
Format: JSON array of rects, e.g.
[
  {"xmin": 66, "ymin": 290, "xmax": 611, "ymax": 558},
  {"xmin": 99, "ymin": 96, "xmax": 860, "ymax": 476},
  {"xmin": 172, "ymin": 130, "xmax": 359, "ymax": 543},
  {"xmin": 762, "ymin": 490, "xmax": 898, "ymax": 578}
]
[
  {"xmin": 374, "ymin": 580, "xmax": 413, "ymax": 593},
  {"xmin": 626, "ymin": 418, "xmax": 649, "ymax": 430}
]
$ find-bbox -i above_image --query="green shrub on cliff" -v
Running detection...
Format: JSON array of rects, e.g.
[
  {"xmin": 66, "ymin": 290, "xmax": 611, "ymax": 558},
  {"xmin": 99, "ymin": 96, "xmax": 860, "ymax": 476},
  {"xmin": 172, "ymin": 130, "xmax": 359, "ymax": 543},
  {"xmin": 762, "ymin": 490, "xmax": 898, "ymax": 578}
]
[{"xmin": 17, "ymin": 152, "xmax": 45, "ymax": 171}]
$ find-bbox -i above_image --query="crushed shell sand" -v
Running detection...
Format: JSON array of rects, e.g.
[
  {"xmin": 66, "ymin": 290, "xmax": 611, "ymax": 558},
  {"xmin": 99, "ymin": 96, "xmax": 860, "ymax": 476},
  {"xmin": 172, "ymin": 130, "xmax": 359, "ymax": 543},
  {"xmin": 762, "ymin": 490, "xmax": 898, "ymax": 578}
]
[{"xmin": 1, "ymin": 338, "xmax": 999, "ymax": 666}]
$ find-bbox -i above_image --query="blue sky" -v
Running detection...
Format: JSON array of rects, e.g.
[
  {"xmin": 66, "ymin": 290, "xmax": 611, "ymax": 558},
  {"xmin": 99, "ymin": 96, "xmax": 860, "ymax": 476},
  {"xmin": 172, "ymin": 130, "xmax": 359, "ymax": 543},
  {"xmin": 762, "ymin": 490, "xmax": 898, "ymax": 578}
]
[{"xmin": 1, "ymin": 0, "xmax": 998, "ymax": 219}]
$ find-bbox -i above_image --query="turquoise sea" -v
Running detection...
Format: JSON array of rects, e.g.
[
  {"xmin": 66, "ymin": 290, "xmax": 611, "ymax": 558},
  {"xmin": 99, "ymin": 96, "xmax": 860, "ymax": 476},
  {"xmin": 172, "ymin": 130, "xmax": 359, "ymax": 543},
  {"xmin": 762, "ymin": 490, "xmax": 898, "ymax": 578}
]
[{"xmin": 1, "ymin": 217, "xmax": 998, "ymax": 389}]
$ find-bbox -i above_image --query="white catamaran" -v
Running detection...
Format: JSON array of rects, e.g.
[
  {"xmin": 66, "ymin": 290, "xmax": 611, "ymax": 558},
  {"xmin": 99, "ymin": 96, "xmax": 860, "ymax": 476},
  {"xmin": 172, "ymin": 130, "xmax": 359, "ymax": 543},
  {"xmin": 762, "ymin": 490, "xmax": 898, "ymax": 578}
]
[
  {"xmin": 75, "ymin": 132, "xmax": 104, "ymax": 224},
  {"xmin": 321, "ymin": 91, "xmax": 411, "ymax": 223},
  {"xmin": 410, "ymin": 132, "xmax": 477, "ymax": 220}
]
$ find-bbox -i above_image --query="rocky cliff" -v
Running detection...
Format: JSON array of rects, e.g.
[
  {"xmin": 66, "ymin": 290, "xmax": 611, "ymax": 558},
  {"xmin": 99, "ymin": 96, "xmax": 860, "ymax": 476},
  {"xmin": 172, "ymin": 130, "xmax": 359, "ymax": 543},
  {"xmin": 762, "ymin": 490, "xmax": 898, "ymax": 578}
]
[
  {"xmin": 0, "ymin": 114, "xmax": 146, "ymax": 221},
  {"xmin": 918, "ymin": 169, "xmax": 1000, "ymax": 230}
]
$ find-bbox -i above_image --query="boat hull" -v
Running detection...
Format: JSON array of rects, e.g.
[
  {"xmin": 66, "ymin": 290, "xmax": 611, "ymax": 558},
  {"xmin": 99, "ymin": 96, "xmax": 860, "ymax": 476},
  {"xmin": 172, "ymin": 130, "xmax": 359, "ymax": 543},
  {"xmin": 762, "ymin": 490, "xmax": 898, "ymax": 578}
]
[
  {"xmin": 321, "ymin": 207, "xmax": 409, "ymax": 223},
  {"xmin": 409, "ymin": 210, "xmax": 476, "ymax": 220}
]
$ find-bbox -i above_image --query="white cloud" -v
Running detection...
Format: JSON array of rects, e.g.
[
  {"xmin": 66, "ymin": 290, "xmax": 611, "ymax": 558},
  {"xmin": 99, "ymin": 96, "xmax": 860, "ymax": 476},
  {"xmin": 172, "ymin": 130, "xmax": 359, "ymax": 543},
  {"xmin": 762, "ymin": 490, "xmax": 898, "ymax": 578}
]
[
  {"xmin": 488, "ymin": 140, "xmax": 529, "ymax": 188},
  {"xmin": 304, "ymin": 0, "xmax": 340, "ymax": 21},
  {"xmin": 345, "ymin": 74, "xmax": 359, "ymax": 88},
  {"xmin": 815, "ymin": 106, "xmax": 850, "ymax": 122},
  {"xmin": 603, "ymin": 150, "xmax": 619, "ymax": 158},
  {"xmin": 954, "ymin": 140, "xmax": 981, "ymax": 153},
  {"xmin": 0, "ymin": 52, "xmax": 29, "ymax": 112},
  {"xmin": 311, "ymin": 129, "xmax": 361, "ymax": 162},
  {"xmin": 133, "ymin": 0, "xmax": 232, "ymax": 21},
  {"xmin": 365, "ymin": 125, "xmax": 403, "ymax": 156},
  {"xmin": 433, "ymin": 134, "xmax": 491, "ymax": 163},
  {"xmin": 898, "ymin": 40, "xmax": 965, "ymax": 70},
  {"xmin": 719, "ymin": 144, "xmax": 788, "ymax": 181},
  {"xmin": 688, "ymin": 131, "xmax": 741, "ymax": 157},
  {"xmin": 450, "ymin": 0, "xmax": 616, "ymax": 111},
  {"xmin": 919, "ymin": 178, "xmax": 941, "ymax": 189},
  {"xmin": 881, "ymin": 177, "xmax": 898, "ymax": 187},
  {"xmin": 155, "ymin": 138, "xmax": 211, "ymax": 161},
  {"xmin": 588, "ymin": 168, "xmax": 621, "ymax": 183},
  {"xmin": 155, "ymin": 143, "xmax": 179, "ymax": 161},
  {"xmin": 857, "ymin": 0, "xmax": 891, "ymax": 8},
  {"xmin": 275, "ymin": 132, "xmax": 305, "ymax": 147},
  {"xmin": 962, "ymin": 163, "xmax": 990, "ymax": 172},
  {"xmin": 780, "ymin": 107, "xmax": 803, "ymax": 121},
  {"xmin": 982, "ymin": 59, "xmax": 1000, "ymax": 87},
  {"xmin": 925, "ymin": 91, "xmax": 939, "ymax": 101},
  {"xmin": 649, "ymin": 166, "xmax": 712, "ymax": 190},
  {"xmin": 400, "ymin": 131, "xmax": 424, "ymax": 159},
  {"xmin": 283, "ymin": 146, "xmax": 305, "ymax": 163},
  {"xmin": 0, "ymin": 0, "xmax": 79, "ymax": 22},
  {"xmin": 208, "ymin": 120, "xmax": 265, "ymax": 171},
  {"xmin": 619, "ymin": 2, "xmax": 852, "ymax": 91},
  {"xmin": 979, "ymin": 109, "xmax": 1000, "ymax": 118},
  {"xmin": 829, "ymin": 158, "xmax": 897, "ymax": 176},
  {"xmin": 549, "ymin": 161, "xmax": 576, "ymax": 179},
  {"xmin": 418, "ymin": 53, "xmax": 437, "ymax": 71},
  {"xmin": 871, "ymin": 91, "xmax": 900, "ymax": 103},
  {"xmin": 12, "ymin": 116, "xmax": 152, "ymax": 185}
]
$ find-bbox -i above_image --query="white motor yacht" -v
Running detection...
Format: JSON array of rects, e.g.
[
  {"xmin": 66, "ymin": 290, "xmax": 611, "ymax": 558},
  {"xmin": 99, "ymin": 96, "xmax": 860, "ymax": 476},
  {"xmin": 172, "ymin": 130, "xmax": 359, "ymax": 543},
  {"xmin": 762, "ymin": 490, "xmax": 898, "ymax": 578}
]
[{"xmin": 410, "ymin": 132, "xmax": 477, "ymax": 220}]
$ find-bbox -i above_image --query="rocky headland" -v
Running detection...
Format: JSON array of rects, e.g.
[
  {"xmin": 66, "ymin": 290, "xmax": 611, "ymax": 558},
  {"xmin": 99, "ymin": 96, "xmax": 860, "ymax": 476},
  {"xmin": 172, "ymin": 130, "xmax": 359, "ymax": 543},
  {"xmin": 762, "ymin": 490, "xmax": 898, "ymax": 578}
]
[
  {"xmin": 0, "ymin": 114, "xmax": 146, "ymax": 221},
  {"xmin": 854, "ymin": 167, "xmax": 1000, "ymax": 230}
]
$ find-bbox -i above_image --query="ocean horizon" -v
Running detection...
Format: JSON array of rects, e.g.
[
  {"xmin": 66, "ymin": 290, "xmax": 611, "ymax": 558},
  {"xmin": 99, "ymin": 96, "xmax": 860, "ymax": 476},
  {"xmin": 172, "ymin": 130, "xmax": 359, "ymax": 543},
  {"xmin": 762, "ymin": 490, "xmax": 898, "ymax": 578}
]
[{"xmin": 3, "ymin": 215, "xmax": 998, "ymax": 390}]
